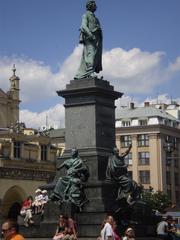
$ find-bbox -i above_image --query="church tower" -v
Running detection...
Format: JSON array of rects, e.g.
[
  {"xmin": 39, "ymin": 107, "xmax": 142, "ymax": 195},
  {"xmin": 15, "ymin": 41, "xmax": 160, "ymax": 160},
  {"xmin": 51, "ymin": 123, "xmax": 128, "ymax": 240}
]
[
  {"xmin": 8, "ymin": 64, "xmax": 21, "ymax": 125},
  {"xmin": 9, "ymin": 64, "xmax": 20, "ymax": 101},
  {"xmin": 0, "ymin": 65, "xmax": 20, "ymax": 127}
]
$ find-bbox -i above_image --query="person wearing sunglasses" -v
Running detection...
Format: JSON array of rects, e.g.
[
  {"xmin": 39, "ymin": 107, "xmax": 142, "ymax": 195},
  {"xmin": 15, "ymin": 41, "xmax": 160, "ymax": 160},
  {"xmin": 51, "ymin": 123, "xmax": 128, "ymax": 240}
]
[{"xmin": 1, "ymin": 219, "xmax": 25, "ymax": 240}]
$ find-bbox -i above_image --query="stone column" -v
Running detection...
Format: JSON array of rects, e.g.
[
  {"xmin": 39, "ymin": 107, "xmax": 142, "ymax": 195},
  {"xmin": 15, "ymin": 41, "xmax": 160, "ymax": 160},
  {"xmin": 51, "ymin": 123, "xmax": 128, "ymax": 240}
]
[
  {"xmin": 10, "ymin": 141, "xmax": 14, "ymax": 160},
  {"xmin": 131, "ymin": 134, "xmax": 138, "ymax": 182}
]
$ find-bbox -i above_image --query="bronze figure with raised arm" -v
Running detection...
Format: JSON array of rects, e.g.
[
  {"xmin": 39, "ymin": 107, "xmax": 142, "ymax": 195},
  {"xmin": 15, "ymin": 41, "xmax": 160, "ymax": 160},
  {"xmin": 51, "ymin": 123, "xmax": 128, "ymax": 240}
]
[{"xmin": 106, "ymin": 145, "xmax": 141, "ymax": 205}]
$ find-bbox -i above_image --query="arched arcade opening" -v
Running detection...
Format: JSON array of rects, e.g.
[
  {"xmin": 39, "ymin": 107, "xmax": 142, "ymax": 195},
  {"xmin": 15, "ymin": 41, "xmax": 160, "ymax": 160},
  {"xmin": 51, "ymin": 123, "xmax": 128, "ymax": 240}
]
[{"xmin": 1, "ymin": 185, "xmax": 26, "ymax": 220}]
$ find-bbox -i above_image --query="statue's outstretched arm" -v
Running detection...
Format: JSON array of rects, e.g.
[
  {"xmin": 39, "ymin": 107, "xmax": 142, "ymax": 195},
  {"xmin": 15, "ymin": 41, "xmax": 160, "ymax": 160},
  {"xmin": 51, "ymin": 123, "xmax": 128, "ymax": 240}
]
[{"xmin": 120, "ymin": 144, "xmax": 132, "ymax": 158}]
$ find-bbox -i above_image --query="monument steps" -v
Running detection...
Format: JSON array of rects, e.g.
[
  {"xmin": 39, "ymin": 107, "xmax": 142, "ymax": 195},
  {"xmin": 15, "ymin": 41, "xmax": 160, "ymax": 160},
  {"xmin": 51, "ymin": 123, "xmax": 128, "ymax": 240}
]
[{"xmin": 26, "ymin": 238, "xmax": 158, "ymax": 240}]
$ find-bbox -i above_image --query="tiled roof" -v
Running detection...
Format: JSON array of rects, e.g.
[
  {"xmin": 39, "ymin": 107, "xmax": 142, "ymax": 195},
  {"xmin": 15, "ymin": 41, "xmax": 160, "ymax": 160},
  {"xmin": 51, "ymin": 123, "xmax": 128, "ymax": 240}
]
[{"xmin": 116, "ymin": 106, "xmax": 178, "ymax": 121}]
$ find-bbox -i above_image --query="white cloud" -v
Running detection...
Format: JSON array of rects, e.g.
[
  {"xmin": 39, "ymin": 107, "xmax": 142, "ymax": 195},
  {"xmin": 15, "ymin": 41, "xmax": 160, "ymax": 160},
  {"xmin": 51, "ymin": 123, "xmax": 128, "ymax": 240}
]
[
  {"xmin": 1, "ymin": 46, "xmax": 180, "ymax": 127},
  {"xmin": 0, "ymin": 46, "xmax": 81, "ymax": 104},
  {"xmin": 20, "ymin": 94, "xmax": 180, "ymax": 129},
  {"xmin": 145, "ymin": 94, "xmax": 180, "ymax": 105},
  {"xmin": 103, "ymin": 48, "xmax": 164, "ymax": 78},
  {"xmin": 116, "ymin": 94, "xmax": 180, "ymax": 110},
  {"xmin": 1, "ymin": 46, "xmax": 179, "ymax": 105},
  {"xmin": 0, "ymin": 57, "xmax": 56, "ymax": 103},
  {"xmin": 168, "ymin": 56, "xmax": 180, "ymax": 73},
  {"xmin": 20, "ymin": 104, "xmax": 65, "ymax": 129},
  {"xmin": 102, "ymin": 48, "xmax": 167, "ymax": 93}
]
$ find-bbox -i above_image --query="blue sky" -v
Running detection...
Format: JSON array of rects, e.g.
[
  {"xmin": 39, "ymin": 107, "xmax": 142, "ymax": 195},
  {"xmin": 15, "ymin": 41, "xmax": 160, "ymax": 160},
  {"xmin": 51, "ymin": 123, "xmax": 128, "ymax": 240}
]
[{"xmin": 0, "ymin": 0, "xmax": 180, "ymax": 128}]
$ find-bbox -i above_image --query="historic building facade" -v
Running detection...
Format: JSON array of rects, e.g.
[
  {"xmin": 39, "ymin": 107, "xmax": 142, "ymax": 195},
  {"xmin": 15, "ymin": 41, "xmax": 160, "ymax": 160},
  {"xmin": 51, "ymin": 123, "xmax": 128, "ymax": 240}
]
[
  {"xmin": 44, "ymin": 102, "xmax": 180, "ymax": 205},
  {"xmin": 0, "ymin": 67, "xmax": 58, "ymax": 219},
  {"xmin": 115, "ymin": 102, "xmax": 180, "ymax": 204},
  {"xmin": 0, "ymin": 128, "xmax": 57, "ymax": 218}
]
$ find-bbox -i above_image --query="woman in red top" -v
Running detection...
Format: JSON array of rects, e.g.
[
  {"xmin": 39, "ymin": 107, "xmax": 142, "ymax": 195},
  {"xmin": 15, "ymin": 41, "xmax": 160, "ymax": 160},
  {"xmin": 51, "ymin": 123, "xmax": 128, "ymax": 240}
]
[
  {"xmin": 113, "ymin": 221, "xmax": 121, "ymax": 240},
  {"xmin": 20, "ymin": 196, "xmax": 34, "ymax": 227}
]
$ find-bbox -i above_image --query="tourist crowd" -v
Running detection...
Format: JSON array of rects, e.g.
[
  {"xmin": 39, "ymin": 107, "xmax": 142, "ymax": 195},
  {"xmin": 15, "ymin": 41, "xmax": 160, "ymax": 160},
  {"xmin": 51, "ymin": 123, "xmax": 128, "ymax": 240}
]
[
  {"xmin": 2, "ymin": 192, "xmax": 180, "ymax": 240},
  {"xmin": 20, "ymin": 188, "xmax": 49, "ymax": 227},
  {"xmin": 157, "ymin": 215, "xmax": 180, "ymax": 240},
  {"xmin": 97, "ymin": 215, "xmax": 135, "ymax": 240}
]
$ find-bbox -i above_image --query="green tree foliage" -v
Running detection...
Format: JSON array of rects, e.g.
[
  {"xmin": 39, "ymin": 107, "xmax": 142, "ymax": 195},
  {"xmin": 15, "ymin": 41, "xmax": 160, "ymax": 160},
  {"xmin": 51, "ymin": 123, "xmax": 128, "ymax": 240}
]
[{"xmin": 141, "ymin": 186, "xmax": 171, "ymax": 213}]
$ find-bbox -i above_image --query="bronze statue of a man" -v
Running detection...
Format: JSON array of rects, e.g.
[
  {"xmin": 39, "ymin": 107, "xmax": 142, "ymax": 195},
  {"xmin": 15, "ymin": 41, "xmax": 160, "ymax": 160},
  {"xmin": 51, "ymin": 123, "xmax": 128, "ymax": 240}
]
[
  {"xmin": 74, "ymin": 0, "xmax": 103, "ymax": 79},
  {"xmin": 106, "ymin": 145, "xmax": 141, "ymax": 205},
  {"xmin": 50, "ymin": 149, "xmax": 90, "ymax": 208}
]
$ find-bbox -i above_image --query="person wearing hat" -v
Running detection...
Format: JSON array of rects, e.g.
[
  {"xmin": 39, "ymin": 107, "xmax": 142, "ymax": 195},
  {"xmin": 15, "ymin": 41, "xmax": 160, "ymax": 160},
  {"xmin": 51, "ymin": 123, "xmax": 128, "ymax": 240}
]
[
  {"xmin": 41, "ymin": 190, "xmax": 49, "ymax": 204},
  {"xmin": 38, "ymin": 190, "xmax": 49, "ymax": 218},
  {"xmin": 32, "ymin": 189, "xmax": 43, "ymax": 214},
  {"xmin": 123, "ymin": 227, "xmax": 135, "ymax": 240},
  {"xmin": 20, "ymin": 196, "xmax": 34, "ymax": 227}
]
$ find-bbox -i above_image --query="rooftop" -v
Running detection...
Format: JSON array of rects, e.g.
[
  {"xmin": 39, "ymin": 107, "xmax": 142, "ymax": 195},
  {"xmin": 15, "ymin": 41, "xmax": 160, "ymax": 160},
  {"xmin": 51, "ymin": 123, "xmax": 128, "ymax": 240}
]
[{"xmin": 116, "ymin": 106, "xmax": 178, "ymax": 121}]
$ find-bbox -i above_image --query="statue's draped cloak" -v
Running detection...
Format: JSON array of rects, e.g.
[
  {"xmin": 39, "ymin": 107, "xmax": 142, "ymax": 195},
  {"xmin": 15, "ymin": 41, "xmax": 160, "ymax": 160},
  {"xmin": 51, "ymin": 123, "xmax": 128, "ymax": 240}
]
[
  {"xmin": 53, "ymin": 157, "xmax": 89, "ymax": 207},
  {"xmin": 106, "ymin": 155, "xmax": 139, "ymax": 200},
  {"xmin": 75, "ymin": 10, "xmax": 102, "ymax": 79}
]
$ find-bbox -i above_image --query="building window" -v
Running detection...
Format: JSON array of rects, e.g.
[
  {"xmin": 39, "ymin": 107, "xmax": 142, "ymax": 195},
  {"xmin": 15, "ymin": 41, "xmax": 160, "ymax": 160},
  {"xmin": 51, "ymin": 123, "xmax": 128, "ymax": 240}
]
[
  {"xmin": 174, "ymin": 138, "xmax": 178, "ymax": 149},
  {"xmin": 167, "ymin": 190, "xmax": 171, "ymax": 199},
  {"xmin": 174, "ymin": 173, "xmax": 179, "ymax": 186},
  {"xmin": 166, "ymin": 152, "xmax": 171, "ymax": 166},
  {"xmin": 124, "ymin": 152, "xmax": 132, "ymax": 165},
  {"xmin": 166, "ymin": 171, "xmax": 171, "ymax": 185},
  {"xmin": 121, "ymin": 135, "xmax": 132, "ymax": 148},
  {"xmin": 41, "ymin": 145, "xmax": 47, "ymax": 161},
  {"xmin": 128, "ymin": 171, "xmax": 133, "ymax": 179},
  {"xmin": 139, "ymin": 170, "xmax": 150, "ymax": 184},
  {"xmin": 163, "ymin": 119, "xmax": 170, "ymax": 126},
  {"xmin": 138, "ymin": 152, "xmax": 150, "ymax": 165},
  {"xmin": 2, "ymin": 146, "xmax": 10, "ymax": 159},
  {"xmin": 175, "ymin": 191, "xmax": 179, "ymax": 203},
  {"xmin": 122, "ymin": 121, "xmax": 131, "ymax": 127},
  {"xmin": 14, "ymin": 142, "xmax": 21, "ymax": 159},
  {"xmin": 174, "ymin": 158, "xmax": 179, "ymax": 168},
  {"xmin": 138, "ymin": 134, "xmax": 149, "ymax": 147},
  {"xmin": 139, "ymin": 119, "xmax": 148, "ymax": 126}
]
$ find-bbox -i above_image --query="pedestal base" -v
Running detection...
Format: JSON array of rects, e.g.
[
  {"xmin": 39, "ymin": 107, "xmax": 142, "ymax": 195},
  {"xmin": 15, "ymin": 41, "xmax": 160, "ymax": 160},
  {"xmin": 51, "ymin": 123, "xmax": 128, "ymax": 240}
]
[{"xmin": 75, "ymin": 181, "xmax": 119, "ymax": 238}]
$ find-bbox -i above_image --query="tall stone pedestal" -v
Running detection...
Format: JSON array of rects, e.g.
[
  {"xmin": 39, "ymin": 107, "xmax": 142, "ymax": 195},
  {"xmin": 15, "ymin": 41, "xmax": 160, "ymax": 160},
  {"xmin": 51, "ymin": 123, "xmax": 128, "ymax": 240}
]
[{"xmin": 56, "ymin": 78, "xmax": 123, "ymax": 238}]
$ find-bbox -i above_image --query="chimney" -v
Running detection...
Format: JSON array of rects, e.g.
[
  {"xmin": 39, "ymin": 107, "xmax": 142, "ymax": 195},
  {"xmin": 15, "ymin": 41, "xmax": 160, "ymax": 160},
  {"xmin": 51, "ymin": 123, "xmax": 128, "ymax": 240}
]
[
  {"xmin": 144, "ymin": 102, "xmax": 150, "ymax": 107},
  {"xmin": 130, "ymin": 102, "xmax": 135, "ymax": 109}
]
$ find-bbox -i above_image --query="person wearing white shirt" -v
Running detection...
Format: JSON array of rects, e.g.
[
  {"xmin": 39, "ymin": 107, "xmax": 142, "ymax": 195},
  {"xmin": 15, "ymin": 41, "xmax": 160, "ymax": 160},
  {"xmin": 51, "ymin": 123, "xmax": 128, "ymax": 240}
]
[
  {"xmin": 32, "ymin": 189, "xmax": 43, "ymax": 214},
  {"xmin": 157, "ymin": 216, "xmax": 173, "ymax": 240},
  {"xmin": 101, "ymin": 215, "xmax": 115, "ymax": 240}
]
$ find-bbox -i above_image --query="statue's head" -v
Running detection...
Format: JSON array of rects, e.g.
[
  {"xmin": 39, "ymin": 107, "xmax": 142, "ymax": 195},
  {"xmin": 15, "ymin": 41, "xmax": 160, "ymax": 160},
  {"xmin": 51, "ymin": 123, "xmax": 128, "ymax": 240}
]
[
  {"xmin": 112, "ymin": 147, "xmax": 119, "ymax": 156},
  {"xmin": 86, "ymin": 0, "xmax": 97, "ymax": 12},
  {"xmin": 71, "ymin": 148, "xmax": 78, "ymax": 158}
]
